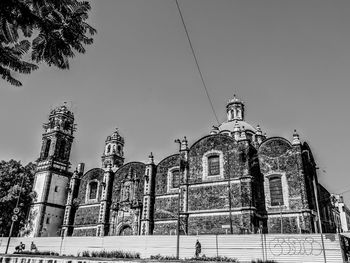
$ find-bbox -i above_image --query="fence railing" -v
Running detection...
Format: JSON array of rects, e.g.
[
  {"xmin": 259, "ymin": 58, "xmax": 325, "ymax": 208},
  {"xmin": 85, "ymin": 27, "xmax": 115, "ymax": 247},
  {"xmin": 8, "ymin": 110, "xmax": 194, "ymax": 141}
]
[{"xmin": 0, "ymin": 233, "xmax": 345, "ymax": 263}]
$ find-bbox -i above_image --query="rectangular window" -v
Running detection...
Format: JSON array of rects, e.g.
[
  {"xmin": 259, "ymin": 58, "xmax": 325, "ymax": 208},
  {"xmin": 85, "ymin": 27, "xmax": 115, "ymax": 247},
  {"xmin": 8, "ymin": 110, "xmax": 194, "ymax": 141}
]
[
  {"xmin": 172, "ymin": 170, "xmax": 180, "ymax": 188},
  {"xmin": 208, "ymin": 155, "xmax": 220, "ymax": 176},
  {"xmin": 46, "ymin": 217, "xmax": 50, "ymax": 224},
  {"xmin": 269, "ymin": 176, "xmax": 284, "ymax": 206},
  {"xmin": 89, "ymin": 182, "xmax": 98, "ymax": 200},
  {"xmin": 54, "ymin": 186, "xmax": 58, "ymax": 192}
]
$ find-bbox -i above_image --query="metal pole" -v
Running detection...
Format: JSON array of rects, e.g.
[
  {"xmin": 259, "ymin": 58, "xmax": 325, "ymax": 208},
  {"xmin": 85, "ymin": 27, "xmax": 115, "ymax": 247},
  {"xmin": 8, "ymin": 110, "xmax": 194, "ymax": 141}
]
[
  {"xmin": 280, "ymin": 202, "xmax": 283, "ymax": 234},
  {"xmin": 5, "ymin": 175, "xmax": 25, "ymax": 254},
  {"xmin": 5, "ymin": 222, "xmax": 14, "ymax": 254},
  {"xmin": 227, "ymin": 156, "xmax": 233, "ymax": 234},
  {"xmin": 313, "ymin": 170, "xmax": 327, "ymax": 263},
  {"xmin": 59, "ymin": 229, "xmax": 65, "ymax": 255},
  {"xmin": 175, "ymin": 139, "xmax": 181, "ymax": 259}
]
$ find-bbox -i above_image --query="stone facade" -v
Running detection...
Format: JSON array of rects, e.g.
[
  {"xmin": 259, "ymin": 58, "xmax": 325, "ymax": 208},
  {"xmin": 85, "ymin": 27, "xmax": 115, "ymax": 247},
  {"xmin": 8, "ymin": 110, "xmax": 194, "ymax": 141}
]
[{"xmin": 30, "ymin": 96, "xmax": 339, "ymax": 237}]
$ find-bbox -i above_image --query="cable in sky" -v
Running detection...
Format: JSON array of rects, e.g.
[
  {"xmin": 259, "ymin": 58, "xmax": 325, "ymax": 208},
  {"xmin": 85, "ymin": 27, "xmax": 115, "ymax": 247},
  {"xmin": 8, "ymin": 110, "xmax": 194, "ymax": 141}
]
[{"xmin": 174, "ymin": 0, "xmax": 220, "ymax": 125}]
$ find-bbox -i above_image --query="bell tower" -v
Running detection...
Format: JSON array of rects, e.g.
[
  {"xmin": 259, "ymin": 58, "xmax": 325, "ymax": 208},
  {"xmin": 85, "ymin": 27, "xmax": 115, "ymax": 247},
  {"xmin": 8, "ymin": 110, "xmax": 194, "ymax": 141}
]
[
  {"xmin": 28, "ymin": 104, "xmax": 75, "ymax": 237},
  {"xmin": 101, "ymin": 128, "xmax": 125, "ymax": 170}
]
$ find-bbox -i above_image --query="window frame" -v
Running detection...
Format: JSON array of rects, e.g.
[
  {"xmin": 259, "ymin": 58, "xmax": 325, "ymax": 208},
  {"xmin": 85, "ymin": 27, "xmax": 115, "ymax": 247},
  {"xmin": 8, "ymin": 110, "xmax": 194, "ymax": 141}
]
[
  {"xmin": 264, "ymin": 173, "xmax": 289, "ymax": 208},
  {"xmin": 269, "ymin": 176, "xmax": 284, "ymax": 206},
  {"xmin": 202, "ymin": 150, "xmax": 224, "ymax": 181},
  {"xmin": 167, "ymin": 166, "xmax": 180, "ymax": 193},
  {"xmin": 86, "ymin": 179, "xmax": 100, "ymax": 203},
  {"xmin": 208, "ymin": 155, "xmax": 220, "ymax": 176}
]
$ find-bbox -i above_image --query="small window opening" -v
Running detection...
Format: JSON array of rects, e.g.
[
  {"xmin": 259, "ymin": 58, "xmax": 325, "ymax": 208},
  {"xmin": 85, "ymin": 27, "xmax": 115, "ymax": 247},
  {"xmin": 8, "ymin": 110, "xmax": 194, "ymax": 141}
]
[
  {"xmin": 269, "ymin": 176, "xmax": 284, "ymax": 206},
  {"xmin": 208, "ymin": 155, "xmax": 220, "ymax": 176}
]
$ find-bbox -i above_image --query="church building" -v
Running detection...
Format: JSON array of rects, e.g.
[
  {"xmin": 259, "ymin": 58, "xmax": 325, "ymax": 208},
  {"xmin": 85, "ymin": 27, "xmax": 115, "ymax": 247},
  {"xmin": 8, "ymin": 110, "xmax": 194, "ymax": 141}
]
[{"xmin": 27, "ymin": 96, "xmax": 338, "ymax": 237}]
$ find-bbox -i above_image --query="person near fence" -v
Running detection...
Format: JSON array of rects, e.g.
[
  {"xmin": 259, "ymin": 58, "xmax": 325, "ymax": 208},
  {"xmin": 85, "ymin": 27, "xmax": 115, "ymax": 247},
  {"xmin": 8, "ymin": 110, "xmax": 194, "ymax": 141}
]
[
  {"xmin": 15, "ymin": 242, "xmax": 25, "ymax": 252},
  {"xmin": 30, "ymin": 241, "xmax": 38, "ymax": 252},
  {"xmin": 195, "ymin": 239, "xmax": 201, "ymax": 258}
]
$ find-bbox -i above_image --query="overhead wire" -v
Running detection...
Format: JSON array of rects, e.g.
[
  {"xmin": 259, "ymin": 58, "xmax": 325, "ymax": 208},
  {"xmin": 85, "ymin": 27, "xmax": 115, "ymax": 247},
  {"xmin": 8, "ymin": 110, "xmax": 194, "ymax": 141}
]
[{"xmin": 174, "ymin": 0, "xmax": 220, "ymax": 125}]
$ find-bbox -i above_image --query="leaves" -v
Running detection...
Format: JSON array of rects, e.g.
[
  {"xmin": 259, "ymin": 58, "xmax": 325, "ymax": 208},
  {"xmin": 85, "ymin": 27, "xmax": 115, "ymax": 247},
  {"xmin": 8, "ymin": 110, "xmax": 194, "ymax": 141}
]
[
  {"xmin": 0, "ymin": 160, "xmax": 36, "ymax": 236},
  {"xmin": 0, "ymin": 0, "xmax": 96, "ymax": 86}
]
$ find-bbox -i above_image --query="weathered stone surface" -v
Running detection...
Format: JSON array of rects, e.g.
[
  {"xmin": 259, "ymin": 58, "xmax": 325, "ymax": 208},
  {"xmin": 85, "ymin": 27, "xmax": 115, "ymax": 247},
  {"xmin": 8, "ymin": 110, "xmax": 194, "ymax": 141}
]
[
  {"xmin": 76, "ymin": 168, "xmax": 104, "ymax": 204},
  {"xmin": 187, "ymin": 214, "xmax": 252, "ymax": 235},
  {"xmin": 74, "ymin": 205, "xmax": 100, "ymax": 225},
  {"xmin": 188, "ymin": 135, "xmax": 243, "ymax": 183},
  {"xmin": 155, "ymin": 154, "xmax": 179, "ymax": 195},
  {"xmin": 258, "ymin": 137, "xmax": 306, "ymax": 214},
  {"xmin": 111, "ymin": 162, "xmax": 146, "ymax": 203},
  {"xmin": 188, "ymin": 185, "xmax": 229, "ymax": 211},
  {"xmin": 267, "ymin": 216, "xmax": 298, "ymax": 234},
  {"xmin": 153, "ymin": 221, "xmax": 177, "ymax": 235},
  {"xmin": 154, "ymin": 196, "xmax": 178, "ymax": 220},
  {"xmin": 72, "ymin": 227, "xmax": 97, "ymax": 236}
]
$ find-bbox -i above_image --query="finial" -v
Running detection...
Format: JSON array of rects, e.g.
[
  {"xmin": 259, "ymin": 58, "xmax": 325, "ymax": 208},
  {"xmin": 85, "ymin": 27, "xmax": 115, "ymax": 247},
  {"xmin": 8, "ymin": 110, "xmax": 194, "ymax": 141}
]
[
  {"xmin": 240, "ymin": 126, "xmax": 247, "ymax": 140},
  {"xmin": 181, "ymin": 136, "xmax": 188, "ymax": 150},
  {"xmin": 148, "ymin": 152, "xmax": 154, "ymax": 164},
  {"xmin": 256, "ymin": 124, "xmax": 262, "ymax": 135},
  {"xmin": 174, "ymin": 138, "xmax": 181, "ymax": 151},
  {"xmin": 292, "ymin": 129, "xmax": 300, "ymax": 145},
  {"xmin": 210, "ymin": 125, "xmax": 219, "ymax": 135}
]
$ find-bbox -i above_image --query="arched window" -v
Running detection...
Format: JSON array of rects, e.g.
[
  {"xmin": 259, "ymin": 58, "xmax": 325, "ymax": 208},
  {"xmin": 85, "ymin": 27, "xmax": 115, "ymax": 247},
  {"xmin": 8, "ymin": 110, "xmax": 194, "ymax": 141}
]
[
  {"xmin": 107, "ymin": 145, "xmax": 111, "ymax": 154},
  {"xmin": 118, "ymin": 145, "xmax": 122, "ymax": 155},
  {"xmin": 43, "ymin": 139, "xmax": 51, "ymax": 159},
  {"xmin": 59, "ymin": 140, "xmax": 66, "ymax": 159},
  {"xmin": 269, "ymin": 176, "xmax": 284, "ymax": 206},
  {"xmin": 63, "ymin": 121, "xmax": 71, "ymax": 131},
  {"xmin": 208, "ymin": 155, "xmax": 220, "ymax": 176},
  {"xmin": 89, "ymin": 181, "xmax": 98, "ymax": 200}
]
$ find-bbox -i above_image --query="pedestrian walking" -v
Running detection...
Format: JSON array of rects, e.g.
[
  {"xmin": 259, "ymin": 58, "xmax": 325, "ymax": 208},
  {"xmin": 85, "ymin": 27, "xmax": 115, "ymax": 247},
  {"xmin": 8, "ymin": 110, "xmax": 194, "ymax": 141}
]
[{"xmin": 195, "ymin": 239, "xmax": 201, "ymax": 258}]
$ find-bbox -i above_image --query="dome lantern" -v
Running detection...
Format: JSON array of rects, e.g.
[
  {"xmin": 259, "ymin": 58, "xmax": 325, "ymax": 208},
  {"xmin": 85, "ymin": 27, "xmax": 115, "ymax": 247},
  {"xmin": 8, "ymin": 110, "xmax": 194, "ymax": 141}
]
[{"xmin": 226, "ymin": 94, "xmax": 245, "ymax": 122}]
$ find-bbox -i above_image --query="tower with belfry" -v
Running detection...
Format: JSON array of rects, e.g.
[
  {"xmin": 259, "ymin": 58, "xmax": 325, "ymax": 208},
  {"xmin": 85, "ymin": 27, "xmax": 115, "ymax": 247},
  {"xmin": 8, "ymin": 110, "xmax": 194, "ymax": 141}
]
[{"xmin": 28, "ymin": 104, "xmax": 75, "ymax": 237}]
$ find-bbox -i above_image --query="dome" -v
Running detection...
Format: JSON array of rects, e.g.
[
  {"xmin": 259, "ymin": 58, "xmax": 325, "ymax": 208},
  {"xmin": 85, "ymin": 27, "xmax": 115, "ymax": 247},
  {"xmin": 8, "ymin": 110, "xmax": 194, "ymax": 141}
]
[
  {"xmin": 218, "ymin": 120, "xmax": 256, "ymax": 133},
  {"xmin": 106, "ymin": 128, "xmax": 125, "ymax": 144},
  {"xmin": 49, "ymin": 103, "xmax": 73, "ymax": 117},
  {"xmin": 226, "ymin": 94, "xmax": 243, "ymax": 106}
]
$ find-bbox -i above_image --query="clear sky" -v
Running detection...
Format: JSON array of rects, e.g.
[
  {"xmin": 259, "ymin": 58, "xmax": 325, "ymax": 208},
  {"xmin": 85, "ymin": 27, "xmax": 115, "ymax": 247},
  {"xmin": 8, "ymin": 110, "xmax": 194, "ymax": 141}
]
[{"xmin": 1, "ymin": 0, "xmax": 350, "ymax": 205}]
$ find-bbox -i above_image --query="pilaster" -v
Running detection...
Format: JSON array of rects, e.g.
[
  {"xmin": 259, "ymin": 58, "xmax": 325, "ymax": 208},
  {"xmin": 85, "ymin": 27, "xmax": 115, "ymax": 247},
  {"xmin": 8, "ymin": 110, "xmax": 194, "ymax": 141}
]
[{"xmin": 141, "ymin": 153, "xmax": 156, "ymax": 235}]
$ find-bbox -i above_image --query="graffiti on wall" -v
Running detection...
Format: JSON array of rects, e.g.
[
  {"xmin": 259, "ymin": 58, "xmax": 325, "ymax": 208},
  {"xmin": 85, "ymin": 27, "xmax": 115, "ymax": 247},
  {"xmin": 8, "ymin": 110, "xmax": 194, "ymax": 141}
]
[{"xmin": 269, "ymin": 236, "xmax": 322, "ymax": 256}]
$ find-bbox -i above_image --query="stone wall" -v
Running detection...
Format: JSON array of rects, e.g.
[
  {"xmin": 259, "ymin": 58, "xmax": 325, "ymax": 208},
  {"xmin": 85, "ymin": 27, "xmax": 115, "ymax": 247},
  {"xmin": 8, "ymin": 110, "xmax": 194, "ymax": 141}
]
[
  {"xmin": 154, "ymin": 196, "xmax": 178, "ymax": 220},
  {"xmin": 74, "ymin": 205, "xmax": 100, "ymax": 226},
  {"xmin": 72, "ymin": 227, "xmax": 97, "ymax": 236},
  {"xmin": 188, "ymin": 135, "xmax": 240, "ymax": 183},
  {"xmin": 111, "ymin": 162, "xmax": 146, "ymax": 203},
  {"xmin": 153, "ymin": 221, "xmax": 177, "ymax": 235},
  {"xmin": 155, "ymin": 154, "xmax": 179, "ymax": 195},
  {"xmin": 75, "ymin": 168, "xmax": 104, "ymax": 205}
]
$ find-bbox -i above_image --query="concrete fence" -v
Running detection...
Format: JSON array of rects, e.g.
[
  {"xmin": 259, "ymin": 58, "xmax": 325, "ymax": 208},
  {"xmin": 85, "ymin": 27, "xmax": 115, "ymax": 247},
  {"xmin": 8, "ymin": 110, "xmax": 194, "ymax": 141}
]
[{"xmin": 0, "ymin": 234, "xmax": 345, "ymax": 263}]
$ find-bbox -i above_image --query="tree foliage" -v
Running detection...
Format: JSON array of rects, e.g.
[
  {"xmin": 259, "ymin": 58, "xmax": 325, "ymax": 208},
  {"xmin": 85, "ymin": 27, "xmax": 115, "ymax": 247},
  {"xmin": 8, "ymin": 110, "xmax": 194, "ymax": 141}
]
[
  {"xmin": 0, "ymin": 0, "xmax": 96, "ymax": 86},
  {"xmin": 0, "ymin": 160, "xmax": 36, "ymax": 236}
]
